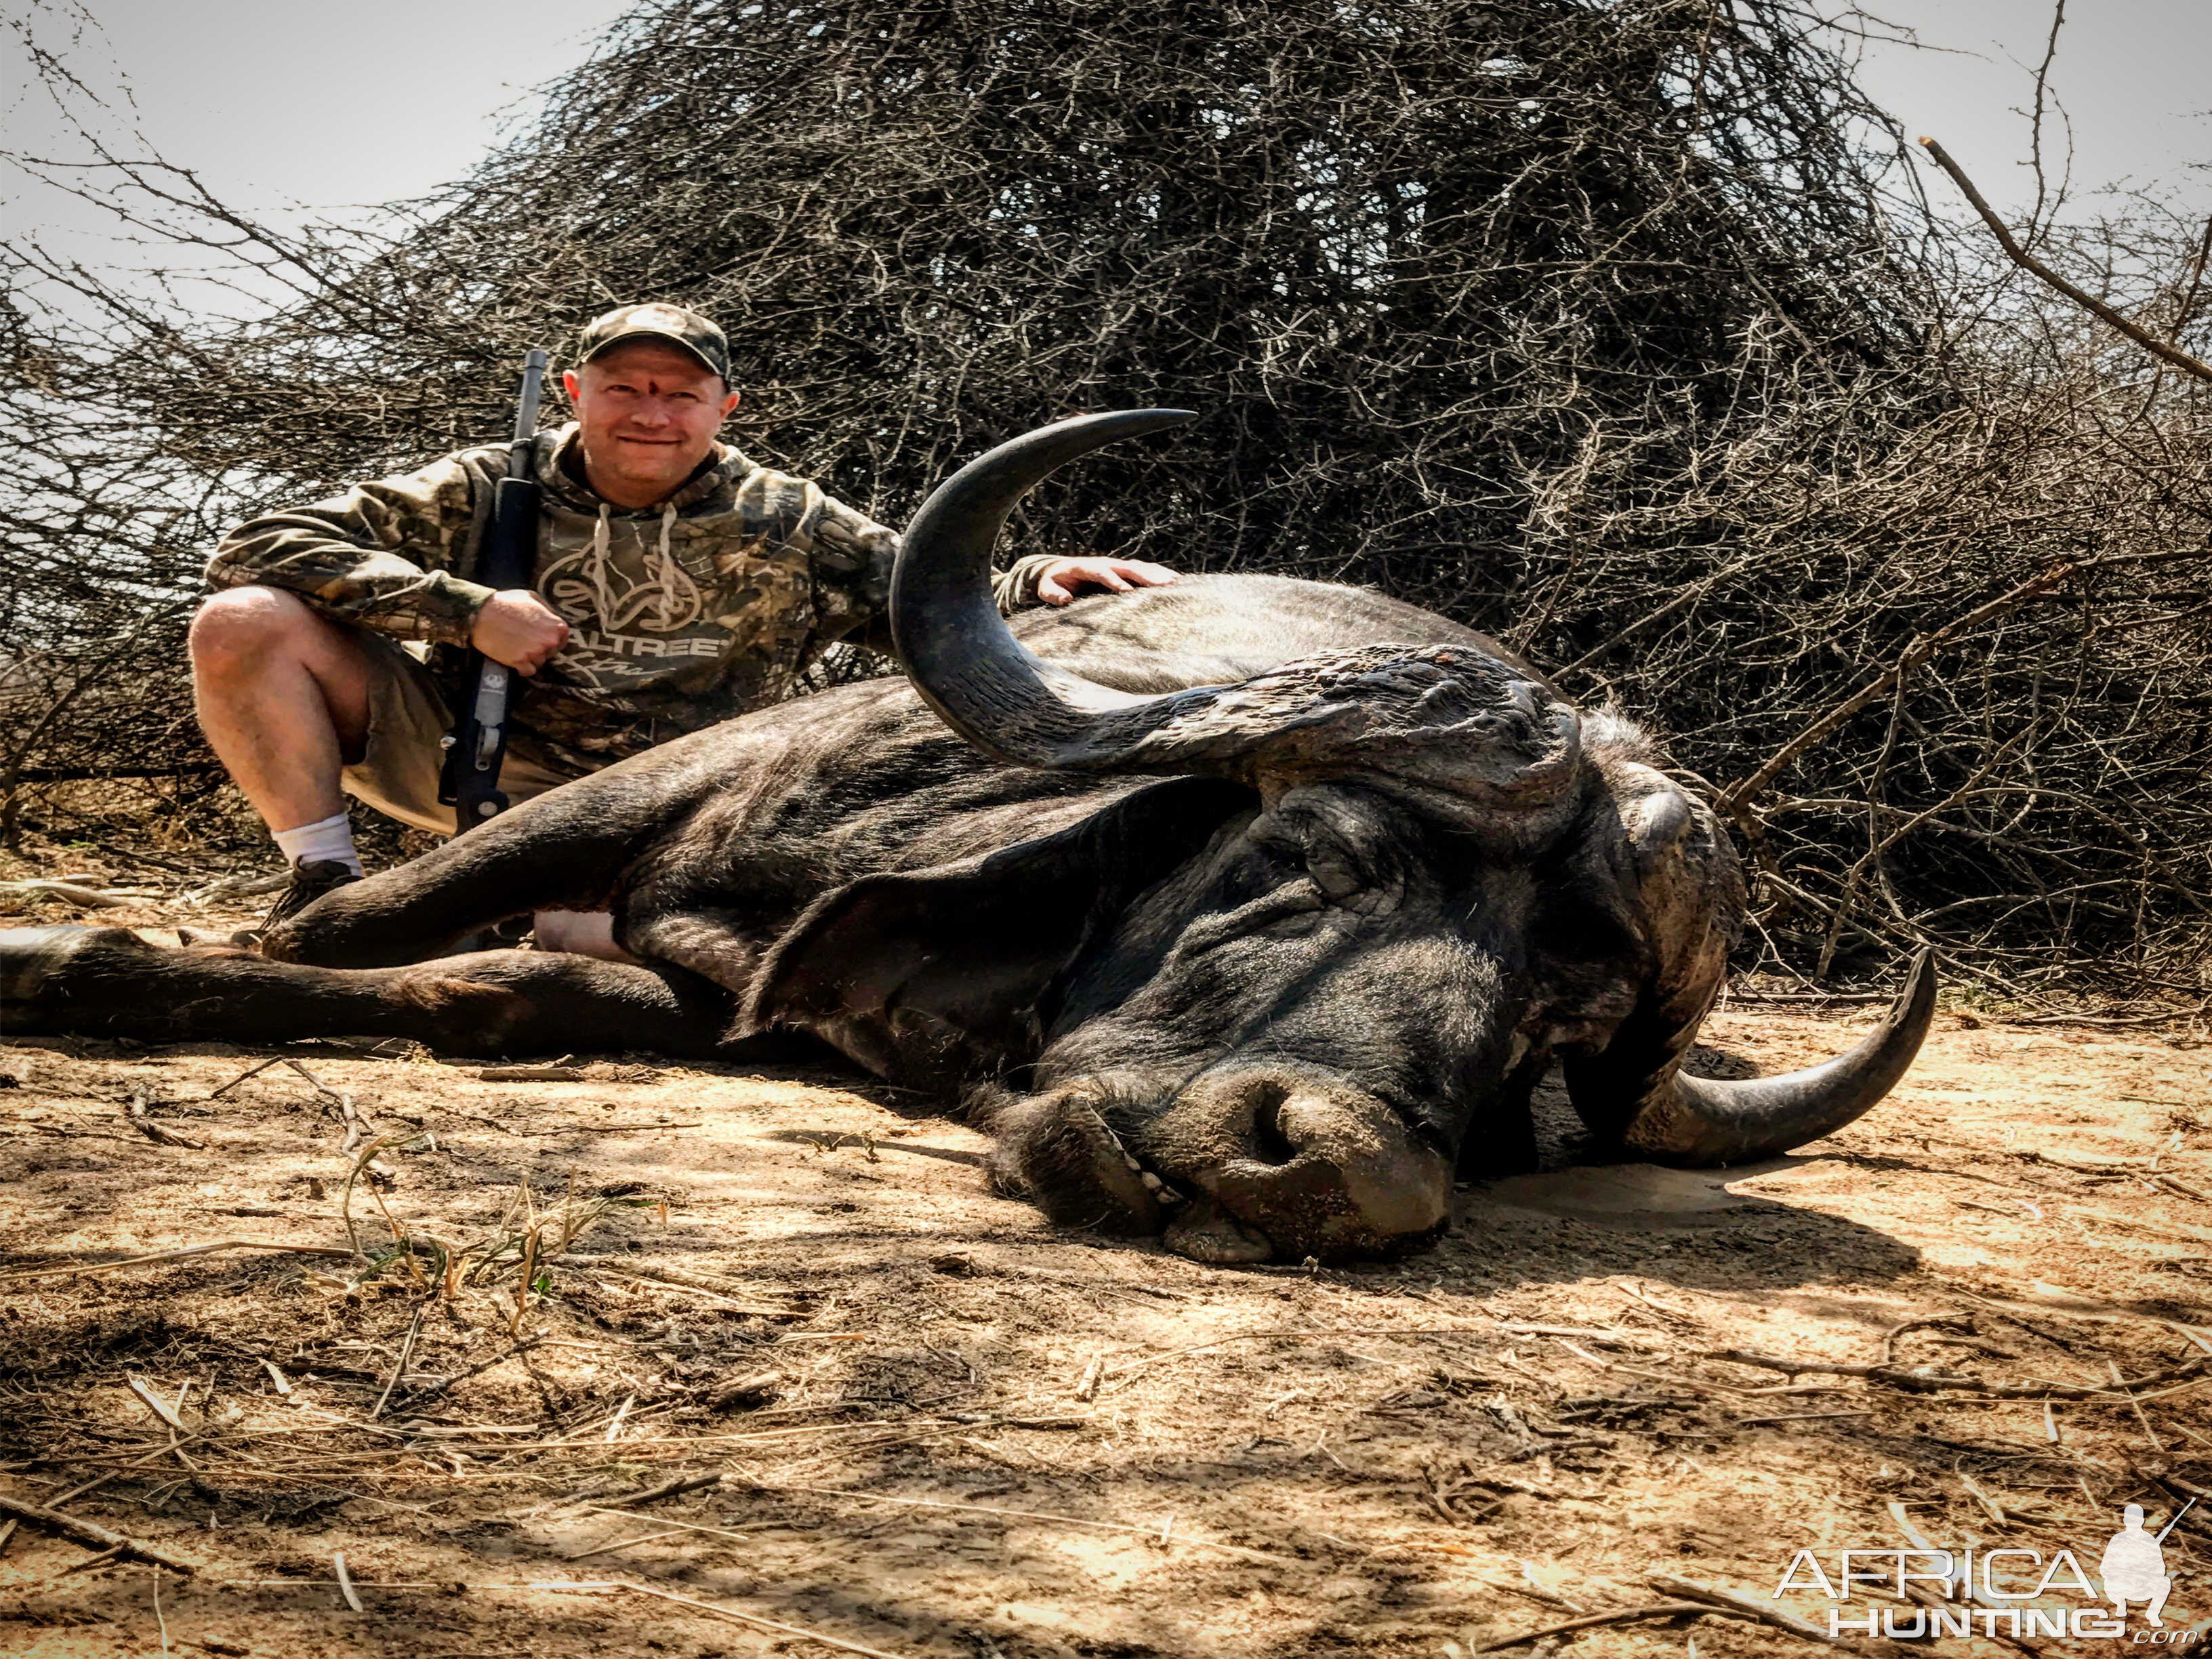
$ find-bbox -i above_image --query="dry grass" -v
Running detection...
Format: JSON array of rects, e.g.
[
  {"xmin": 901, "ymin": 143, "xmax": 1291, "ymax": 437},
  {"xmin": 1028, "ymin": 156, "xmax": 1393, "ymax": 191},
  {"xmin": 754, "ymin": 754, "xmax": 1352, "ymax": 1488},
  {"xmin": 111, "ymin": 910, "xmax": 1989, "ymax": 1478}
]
[{"xmin": 3, "ymin": 983, "xmax": 2208, "ymax": 1657}]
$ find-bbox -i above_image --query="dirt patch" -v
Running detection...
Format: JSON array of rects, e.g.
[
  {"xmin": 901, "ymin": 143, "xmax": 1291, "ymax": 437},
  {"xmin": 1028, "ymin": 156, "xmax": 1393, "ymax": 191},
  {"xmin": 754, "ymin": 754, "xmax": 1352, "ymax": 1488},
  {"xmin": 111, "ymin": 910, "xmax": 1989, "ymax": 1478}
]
[{"xmin": 2, "ymin": 996, "xmax": 2208, "ymax": 1657}]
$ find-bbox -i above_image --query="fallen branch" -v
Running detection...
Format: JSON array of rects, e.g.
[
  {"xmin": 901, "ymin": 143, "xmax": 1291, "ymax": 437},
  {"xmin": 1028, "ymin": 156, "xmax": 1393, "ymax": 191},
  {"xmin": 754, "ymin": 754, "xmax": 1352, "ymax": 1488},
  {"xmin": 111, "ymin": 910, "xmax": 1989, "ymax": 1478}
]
[
  {"xmin": 1491, "ymin": 1320, "xmax": 1657, "ymax": 1349},
  {"xmin": 598, "ymin": 1471, "xmax": 724, "ymax": 1508},
  {"xmin": 0, "ymin": 1491, "xmax": 197, "ymax": 1575},
  {"xmin": 0, "ymin": 879, "xmax": 132, "ymax": 908},
  {"xmin": 577, "ymin": 1506, "xmax": 752, "ymax": 1545},
  {"xmin": 1921, "ymin": 136, "xmax": 2212, "ymax": 386},
  {"xmin": 10, "ymin": 763, "xmax": 222, "ymax": 781},
  {"xmin": 706, "ymin": 1371, "xmax": 785, "ymax": 1412},
  {"xmin": 2029, "ymin": 1148, "xmax": 2151, "ymax": 1173},
  {"xmin": 56, "ymin": 1543, "xmax": 127, "ymax": 1575},
  {"xmin": 562, "ymin": 1527, "xmax": 693, "ymax": 1562},
  {"xmin": 1734, "ymin": 1410, "xmax": 1872, "ymax": 1428},
  {"xmin": 1963, "ymin": 1289, "xmax": 2212, "ymax": 1357},
  {"xmin": 1549, "ymin": 1338, "xmax": 1778, "ymax": 1397},
  {"xmin": 551, "ymin": 1255, "xmax": 806, "ymax": 1316},
  {"xmin": 594, "ymin": 1579, "xmax": 914, "ymax": 1659},
  {"xmin": 369, "ymin": 1306, "xmax": 426, "ymax": 1420},
  {"xmin": 123, "ymin": 1091, "xmax": 202, "ymax": 1149},
  {"xmin": 1648, "ymin": 1572, "xmax": 1910, "ymax": 1652},
  {"xmin": 1707, "ymin": 1347, "xmax": 2206, "ymax": 1399},
  {"xmin": 2152, "ymin": 1469, "xmax": 2210, "ymax": 1502},
  {"xmin": 207, "ymin": 1057, "xmax": 285, "ymax": 1099},
  {"xmin": 1467, "ymin": 1601, "xmax": 1715, "ymax": 1653},
  {"xmin": 0, "ymin": 1239, "xmax": 357, "ymax": 1282},
  {"xmin": 1881, "ymin": 1313, "xmax": 1972, "ymax": 1366},
  {"xmin": 1460, "ymin": 1571, "xmax": 1585, "ymax": 1612},
  {"xmin": 1725, "ymin": 989, "xmax": 1896, "ymax": 1005},
  {"xmin": 1092, "ymin": 1323, "xmax": 1496, "ymax": 1385},
  {"xmin": 386, "ymin": 1335, "xmax": 546, "ymax": 1416}
]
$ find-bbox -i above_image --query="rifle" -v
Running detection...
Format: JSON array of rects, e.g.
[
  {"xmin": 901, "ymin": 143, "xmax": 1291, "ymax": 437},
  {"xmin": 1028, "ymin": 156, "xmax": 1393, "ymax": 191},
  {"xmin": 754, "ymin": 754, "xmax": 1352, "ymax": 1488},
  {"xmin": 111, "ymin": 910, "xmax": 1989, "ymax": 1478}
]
[
  {"xmin": 2158, "ymin": 1495, "xmax": 2198, "ymax": 1544},
  {"xmin": 440, "ymin": 348, "xmax": 550, "ymax": 834}
]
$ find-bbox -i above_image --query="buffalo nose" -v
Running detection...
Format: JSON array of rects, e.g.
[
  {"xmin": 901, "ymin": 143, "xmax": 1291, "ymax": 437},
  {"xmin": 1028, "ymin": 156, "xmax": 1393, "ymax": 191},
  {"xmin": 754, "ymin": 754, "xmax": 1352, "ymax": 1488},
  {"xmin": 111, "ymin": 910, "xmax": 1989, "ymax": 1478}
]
[{"xmin": 1149, "ymin": 1065, "xmax": 1453, "ymax": 1264}]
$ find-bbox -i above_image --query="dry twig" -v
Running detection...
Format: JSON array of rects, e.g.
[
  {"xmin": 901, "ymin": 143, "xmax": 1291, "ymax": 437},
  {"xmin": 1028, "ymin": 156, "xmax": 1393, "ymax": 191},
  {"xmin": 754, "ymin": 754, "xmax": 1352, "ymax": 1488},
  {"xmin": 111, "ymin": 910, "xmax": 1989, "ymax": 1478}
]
[
  {"xmin": 369, "ymin": 1306, "xmax": 427, "ymax": 1420},
  {"xmin": 588, "ymin": 1579, "xmax": 914, "ymax": 1659},
  {"xmin": 1649, "ymin": 1572, "xmax": 1909, "ymax": 1652},
  {"xmin": 123, "ymin": 1090, "xmax": 201, "ymax": 1149},
  {"xmin": 0, "ymin": 1239, "xmax": 356, "ymax": 1283},
  {"xmin": 0, "ymin": 1492, "xmax": 197, "ymax": 1575},
  {"xmin": 1706, "ymin": 1347, "xmax": 2205, "ymax": 1399},
  {"xmin": 333, "ymin": 1551, "xmax": 364, "ymax": 1613},
  {"xmin": 1465, "ymin": 1601, "xmax": 1714, "ymax": 1653}
]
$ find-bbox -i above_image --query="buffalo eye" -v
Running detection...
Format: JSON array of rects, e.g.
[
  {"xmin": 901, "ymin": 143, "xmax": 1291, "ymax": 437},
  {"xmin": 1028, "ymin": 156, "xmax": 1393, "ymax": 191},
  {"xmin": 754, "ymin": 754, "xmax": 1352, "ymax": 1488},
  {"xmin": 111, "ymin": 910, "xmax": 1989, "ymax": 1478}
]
[
  {"xmin": 1251, "ymin": 800, "xmax": 1391, "ymax": 909},
  {"xmin": 1305, "ymin": 845, "xmax": 1365, "ymax": 902}
]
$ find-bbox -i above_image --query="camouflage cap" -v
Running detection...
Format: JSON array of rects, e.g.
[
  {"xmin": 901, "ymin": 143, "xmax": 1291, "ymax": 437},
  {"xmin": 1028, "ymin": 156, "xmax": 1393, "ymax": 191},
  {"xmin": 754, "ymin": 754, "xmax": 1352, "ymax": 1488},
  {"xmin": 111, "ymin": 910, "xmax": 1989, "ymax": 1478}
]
[{"xmin": 577, "ymin": 302, "xmax": 731, "ymax": 382}]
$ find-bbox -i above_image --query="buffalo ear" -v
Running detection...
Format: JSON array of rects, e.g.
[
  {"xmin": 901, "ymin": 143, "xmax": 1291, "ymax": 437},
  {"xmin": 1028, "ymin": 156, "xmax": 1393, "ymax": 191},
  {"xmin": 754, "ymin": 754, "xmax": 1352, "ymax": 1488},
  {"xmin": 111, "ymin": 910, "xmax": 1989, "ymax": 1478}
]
[{"xmin": 743, "ymin": 777, "xmax": 1252, "ymax": 1089}]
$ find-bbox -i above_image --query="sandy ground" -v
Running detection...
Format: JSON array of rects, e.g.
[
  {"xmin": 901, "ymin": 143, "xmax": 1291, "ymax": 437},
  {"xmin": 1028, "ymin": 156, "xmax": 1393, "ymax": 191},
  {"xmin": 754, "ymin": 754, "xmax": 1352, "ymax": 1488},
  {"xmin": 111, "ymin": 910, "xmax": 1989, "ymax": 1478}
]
[{"xmin": 0, "ymin": 880, "xmax": 2207, "ymax": 1657}]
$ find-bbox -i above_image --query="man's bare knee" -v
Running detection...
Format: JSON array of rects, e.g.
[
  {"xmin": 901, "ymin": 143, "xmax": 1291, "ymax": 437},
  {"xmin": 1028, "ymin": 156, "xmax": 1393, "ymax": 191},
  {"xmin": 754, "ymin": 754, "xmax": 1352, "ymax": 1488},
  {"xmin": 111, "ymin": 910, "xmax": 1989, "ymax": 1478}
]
[
  {"xmin": 190, "ymin": 586, "xmax": 375, "ymax": 761},
  {"xmin": 190, "ymin": 586, "xmax": 330, "ymax": 678}
]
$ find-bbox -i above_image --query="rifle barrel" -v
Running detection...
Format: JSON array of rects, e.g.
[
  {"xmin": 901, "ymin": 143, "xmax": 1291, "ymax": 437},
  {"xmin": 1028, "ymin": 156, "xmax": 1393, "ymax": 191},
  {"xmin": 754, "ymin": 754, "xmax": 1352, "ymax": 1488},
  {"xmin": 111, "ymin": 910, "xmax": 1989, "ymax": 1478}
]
[
  {"xmin": 508, "ymin": 348, "xmax": 549, "ymax": 474},
  {"xmin": 441, "ymin": 346, "xmax": 549, "ymax": 832},
  {"xmin": 2158, "ymin": 1494, "xmax": 2198, "ymax": 1544}
]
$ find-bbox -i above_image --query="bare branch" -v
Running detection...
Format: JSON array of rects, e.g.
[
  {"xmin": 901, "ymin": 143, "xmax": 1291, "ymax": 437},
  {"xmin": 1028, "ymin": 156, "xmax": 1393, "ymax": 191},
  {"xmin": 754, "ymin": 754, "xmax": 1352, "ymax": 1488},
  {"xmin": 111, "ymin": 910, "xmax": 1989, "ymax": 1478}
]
[{"xmin": 1919, "ymin": 135, "xmax": 2212, "ymax": 384}]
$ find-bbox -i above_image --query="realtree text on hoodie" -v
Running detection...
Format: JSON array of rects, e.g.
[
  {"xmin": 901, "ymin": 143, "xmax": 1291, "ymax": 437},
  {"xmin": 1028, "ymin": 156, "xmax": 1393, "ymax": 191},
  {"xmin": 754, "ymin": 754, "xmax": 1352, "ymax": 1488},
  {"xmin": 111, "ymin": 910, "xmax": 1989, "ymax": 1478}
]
[{"xmin": 207, "ymin": 424, "xmax": 1059, "ymax": 770}]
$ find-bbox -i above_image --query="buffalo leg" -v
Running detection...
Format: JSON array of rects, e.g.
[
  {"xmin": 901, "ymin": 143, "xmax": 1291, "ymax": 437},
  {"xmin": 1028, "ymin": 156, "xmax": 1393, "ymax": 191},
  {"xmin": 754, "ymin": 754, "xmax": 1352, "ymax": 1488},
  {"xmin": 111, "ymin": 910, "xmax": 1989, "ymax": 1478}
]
[
  {"xmin": 1456, "ymin": 1054, "xmax": 1547, "ymax": 1178},
  {"xmin": 1, "ymin": 925, "xmax": 752, "ymax": 1059},
  {"xmin": 264, "ymin": 767, "xmax": 682, "ymax": 967}
]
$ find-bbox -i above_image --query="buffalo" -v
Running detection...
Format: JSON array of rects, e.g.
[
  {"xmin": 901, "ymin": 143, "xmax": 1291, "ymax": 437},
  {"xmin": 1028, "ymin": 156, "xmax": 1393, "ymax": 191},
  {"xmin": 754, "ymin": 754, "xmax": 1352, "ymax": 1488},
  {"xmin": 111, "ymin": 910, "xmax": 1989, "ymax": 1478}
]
[{"xmin": 1, "ymin": 412, "xmax": 1936, "ymax": 1264}]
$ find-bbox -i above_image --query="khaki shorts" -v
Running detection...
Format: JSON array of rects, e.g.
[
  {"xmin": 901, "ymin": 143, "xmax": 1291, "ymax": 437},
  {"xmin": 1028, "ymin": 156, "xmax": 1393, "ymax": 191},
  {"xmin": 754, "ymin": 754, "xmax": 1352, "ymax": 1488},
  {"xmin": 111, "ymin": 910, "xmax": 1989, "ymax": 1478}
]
[{"xmin": 343, "ymin": 634, "xmax": 590, "ymax": 836}]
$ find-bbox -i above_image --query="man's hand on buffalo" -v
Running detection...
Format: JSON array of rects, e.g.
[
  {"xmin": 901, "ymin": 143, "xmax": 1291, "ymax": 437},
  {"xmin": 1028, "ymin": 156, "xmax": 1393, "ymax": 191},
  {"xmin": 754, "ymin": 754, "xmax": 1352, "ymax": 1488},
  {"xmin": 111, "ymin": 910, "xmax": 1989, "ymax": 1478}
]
[
  {"xmin": 470, "ymin": 588, "xmax": 571, "ymax": 674},
  {"xmin": 1033, "ymin": 556, "xmax": 1179, "ymax": 607}
]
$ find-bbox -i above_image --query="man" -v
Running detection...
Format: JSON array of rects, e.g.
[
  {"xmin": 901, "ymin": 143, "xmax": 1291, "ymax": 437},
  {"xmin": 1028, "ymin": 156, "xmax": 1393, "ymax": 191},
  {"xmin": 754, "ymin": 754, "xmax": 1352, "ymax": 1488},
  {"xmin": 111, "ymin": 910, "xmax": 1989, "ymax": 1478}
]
[
  {"xmin": 193, "ymin": 303, "xmax": 1176, "ymax": 944},
  {"xmin": 2099, "ymin": 1503, "xmax": 2171, "ymax": 1626}
]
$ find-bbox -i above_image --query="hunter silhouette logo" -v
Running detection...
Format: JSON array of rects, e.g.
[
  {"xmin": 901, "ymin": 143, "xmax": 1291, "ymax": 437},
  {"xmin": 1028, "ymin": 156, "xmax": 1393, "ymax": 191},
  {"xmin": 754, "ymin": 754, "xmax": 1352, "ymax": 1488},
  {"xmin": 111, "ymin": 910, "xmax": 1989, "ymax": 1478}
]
[
  {"xmin": 1771, "ymin": 1497, "xmax": 2198, "ymax": 1643},
  {"xmin": 2100, "ymin": 1500, "xmax": 2183, "ymax": 1627}
]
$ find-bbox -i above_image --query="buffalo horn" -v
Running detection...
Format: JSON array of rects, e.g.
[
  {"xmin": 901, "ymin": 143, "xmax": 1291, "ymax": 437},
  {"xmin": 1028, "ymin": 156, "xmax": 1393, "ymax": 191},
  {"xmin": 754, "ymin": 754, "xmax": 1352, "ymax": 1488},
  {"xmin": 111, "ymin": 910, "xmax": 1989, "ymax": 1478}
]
[
  {"xmin": 892, "ymin": 410, "xmax": 1202, "ymax": 768},
  {"xmin": 1622, "ymin": 950, "xmax": 1939, "ymax": 1165},
  {"xmin": 893, "ymin": 410, "xmax": 1583, "ymax": 817}
]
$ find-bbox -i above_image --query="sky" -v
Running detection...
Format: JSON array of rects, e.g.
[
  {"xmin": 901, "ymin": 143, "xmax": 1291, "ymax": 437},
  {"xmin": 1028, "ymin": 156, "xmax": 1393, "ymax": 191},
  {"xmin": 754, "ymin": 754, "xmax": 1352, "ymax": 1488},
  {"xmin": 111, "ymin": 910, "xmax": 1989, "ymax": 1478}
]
[
  {"xmin": 3, "ymin": 0, "xmax": 2207, "ymax": 295},
  {"xmin": 1841, "ymin": 0, "xmax": 2209, "ymax": 222},
  {"xmin": 2, "ymin": 0, "xmax": 632, "ymax": 222}
]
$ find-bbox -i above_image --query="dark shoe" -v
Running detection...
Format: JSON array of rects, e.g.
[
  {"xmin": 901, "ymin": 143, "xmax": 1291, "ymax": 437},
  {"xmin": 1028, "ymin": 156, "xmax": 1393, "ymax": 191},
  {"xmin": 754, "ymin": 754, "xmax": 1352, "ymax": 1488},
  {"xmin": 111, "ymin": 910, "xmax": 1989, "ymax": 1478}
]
[{"xmin": 260, "ymin": 858, "xmax": 362, "ymax": 934}]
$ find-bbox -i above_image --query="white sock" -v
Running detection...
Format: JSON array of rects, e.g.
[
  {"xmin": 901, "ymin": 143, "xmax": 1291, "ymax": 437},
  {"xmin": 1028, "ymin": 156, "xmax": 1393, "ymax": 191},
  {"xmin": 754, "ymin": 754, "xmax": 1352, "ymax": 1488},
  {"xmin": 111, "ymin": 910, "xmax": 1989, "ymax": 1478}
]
[{"xmin": 272, "ymin": 811, "xmax": 363, "ymax": 877}]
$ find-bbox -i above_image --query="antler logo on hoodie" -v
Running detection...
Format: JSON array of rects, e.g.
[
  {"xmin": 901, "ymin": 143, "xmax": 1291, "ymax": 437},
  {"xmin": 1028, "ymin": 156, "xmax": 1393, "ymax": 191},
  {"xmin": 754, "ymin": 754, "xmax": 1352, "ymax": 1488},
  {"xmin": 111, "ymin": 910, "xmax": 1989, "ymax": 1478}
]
[{"xmin": 542, "ymin": 506, "xmax": 705, "ymax": 635}]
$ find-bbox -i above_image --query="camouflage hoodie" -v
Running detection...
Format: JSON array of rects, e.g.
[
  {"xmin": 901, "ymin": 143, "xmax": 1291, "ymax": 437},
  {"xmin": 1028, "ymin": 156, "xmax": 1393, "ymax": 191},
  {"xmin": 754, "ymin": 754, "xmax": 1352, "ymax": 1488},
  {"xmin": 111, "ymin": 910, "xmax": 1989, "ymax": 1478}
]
[{"xmin": 208, "ymin": 424, "xmax": 1055, "ymax": 769}]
